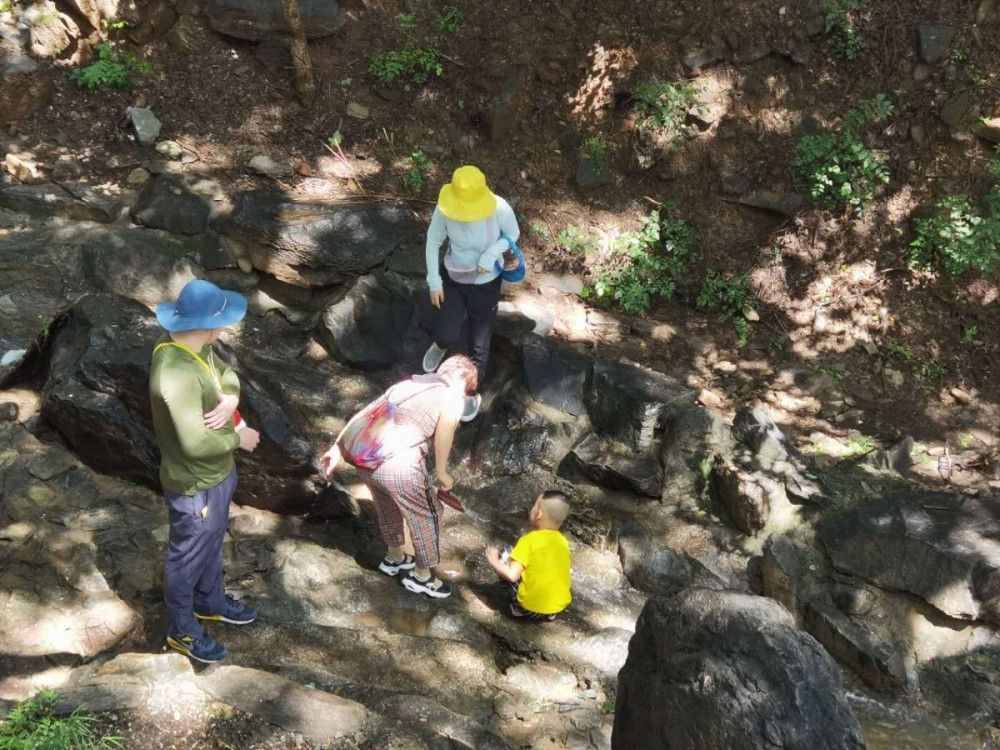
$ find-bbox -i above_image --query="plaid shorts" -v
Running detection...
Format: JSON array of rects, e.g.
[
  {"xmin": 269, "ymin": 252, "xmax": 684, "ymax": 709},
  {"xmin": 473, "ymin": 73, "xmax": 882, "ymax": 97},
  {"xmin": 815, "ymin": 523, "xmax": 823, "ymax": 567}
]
[{"xmin": 359, "ymin": 460, "xmax": 442, "ymax": 569}]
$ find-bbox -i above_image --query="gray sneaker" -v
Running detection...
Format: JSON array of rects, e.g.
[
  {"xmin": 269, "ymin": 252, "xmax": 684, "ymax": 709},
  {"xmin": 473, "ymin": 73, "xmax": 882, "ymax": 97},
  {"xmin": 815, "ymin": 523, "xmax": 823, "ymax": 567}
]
[
  {"xmin": 461, "ymin": 393, "xmax": 481, "ymax": 422},
  {"xmin": 422, "ymin": 343, "xmax": 447, "ymax": 373}
]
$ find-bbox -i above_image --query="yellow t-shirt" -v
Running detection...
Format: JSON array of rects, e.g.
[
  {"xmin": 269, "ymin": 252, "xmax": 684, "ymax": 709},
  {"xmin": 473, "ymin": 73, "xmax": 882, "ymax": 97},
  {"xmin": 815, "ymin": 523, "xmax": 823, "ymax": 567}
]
[{"xmin": 510, "ymin": 529, "xmax": 572, "ymax": 615}]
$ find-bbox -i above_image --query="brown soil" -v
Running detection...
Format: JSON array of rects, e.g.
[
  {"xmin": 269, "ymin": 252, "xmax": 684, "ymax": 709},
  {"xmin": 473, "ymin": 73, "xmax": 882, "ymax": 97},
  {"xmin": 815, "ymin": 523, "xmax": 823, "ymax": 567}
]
[{"xmin": 9, "ymin": 0, "xmax": 1000, "ymax": 489}]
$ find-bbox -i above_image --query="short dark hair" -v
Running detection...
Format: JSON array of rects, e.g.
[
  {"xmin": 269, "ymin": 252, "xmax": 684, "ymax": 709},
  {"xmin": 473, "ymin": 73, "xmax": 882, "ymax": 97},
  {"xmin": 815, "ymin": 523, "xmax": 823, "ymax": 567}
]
[
  {"xmin": 437, "ymin": 354, "xmax": 478, "ymax": 395},
  {"xmin": 540, "ymin": 489, "xmax": 570, "ymax": 505},
  {"xmin": 538, "ymin": 490, "xmax": 570, "ymax": 526}
]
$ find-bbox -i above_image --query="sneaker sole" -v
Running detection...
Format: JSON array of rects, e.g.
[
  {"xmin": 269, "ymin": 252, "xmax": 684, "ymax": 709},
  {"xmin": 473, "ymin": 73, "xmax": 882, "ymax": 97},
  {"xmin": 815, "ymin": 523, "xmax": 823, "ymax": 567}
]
[
  {"xmin": 422, "ymin": 347, "xmax": 446, "ymax": 373},
  {"xmin": 194, "ymin": 613, "xmax": 256, "ymax": 625},
  {"xmin": 166, "ymin": 637, "xmax": 227, "ymax": 664},
  {"xmin": 402, "ymin": 578, "xmax": 452, "ymax": 599}
]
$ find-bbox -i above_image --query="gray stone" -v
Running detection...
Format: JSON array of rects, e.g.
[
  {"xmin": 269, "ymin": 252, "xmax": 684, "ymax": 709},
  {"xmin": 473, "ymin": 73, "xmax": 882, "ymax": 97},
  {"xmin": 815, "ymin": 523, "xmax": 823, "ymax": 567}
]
[
  {"xmin": 204, "ymin": 0, "xmax": 345, "ymax": 40},
  {"xmin": 865, "ymin": 435, "xmax": 913, "ymax": 475},
  {"xmin": 682, "ymin": 44, "xmax": 726, "ymax": 72},
  {"xmin": 720, "ymin": 175, "xmax": 751, "ymax": 195},
  {"xmin": 917, "ymin": 23, "xmax": 956, "ymax": 64},
  {"xmin": 167, "ymin": 15, "xmax": 224, "ymax": 54},
  {"xmin": 575, "ymin": 155, "xmax": 609, "ymax": 188},
  {"xmin": 762, "ymin": 533, "xmax": 801, "ymax": 616},
  {"xmin": 559, "ymin": 128, "xmax": 582, "ymax": 152},
  {"xmin": 804, "ymin": 599, "xmax": 906, "ymax": 691},
  {"xmin": 831, "ymin": 583, "xmax": 876, "ymax": 616},
  {"xmin": 247, "ymin": 154, "xmax": 292, "ymax": 179},
  {"xmin": 211, "ymin": 189, "xmax": 420, "ymax": 287},
  {"xmin": 0, "ymin": 183, "xmax": 122, "ymax": 223},
  {"xmin": 26, "ymin": 2, "xmax": 78, "ymax": 60},
  {"xmin": 660, "ymin": 406, "xmax": 733, "ymax": 504},
  {"xmin": 973, "ymin": 116, "xmax": 1000, "ymax": 143},
  {"xmin": 155, "ymin": 140, "xmax": 184, "ymax": 159},
  {"xmin": 126, "ymin": 167, "xmax": 150, "ymax": 187},
  {"xmin": 710, "ymin": 455, "xmax": 783, "ymax": 535},
  {"xmin": 563, "ymin": 432, "xmax": 663, "ymax": 498},
  {"xmin": 129, "ymin": 107, "xmax": 162, "ymax": 146},
  {"xmin": 0, "ymin": 49, "xmax": 53, "ymax": 123},
  {"xmin": 736, "ymin": 190, "xmax": 803, "ymax": 217},
  {"xmin": 471, "ymin": 392, "xmax": 558, "ymax": 476},
  {"xmin": 819, "ymin": 494, "xmax": 1000, "ymax": 623},
  {"xmin": 0, "ymin": 402, "xmax": 18, "ymax": 421},
  {"xmin": 585, "ymin": 360, "xmax": 695, "ymax": 452},
  {"xmin": 196, "ymin": 666, "xmax": 367, "ymax": 743},
  {"xmin": 131, "ymin": 175, "xmax": 211, "ymax": 235},
  {"xmin": 614, "ymin": 589, "xmax": 865, "ymax": 750},
  {"xmin": 939, "ymin": 91, "xmax": 972, "ymax": 128},
  {"xmin": 373, "ymin": 694, "xmax": 510, "ymax": 750},
  {"xmin": 521, "ymin": 334, "xmax": 589, "ymax": 416}
]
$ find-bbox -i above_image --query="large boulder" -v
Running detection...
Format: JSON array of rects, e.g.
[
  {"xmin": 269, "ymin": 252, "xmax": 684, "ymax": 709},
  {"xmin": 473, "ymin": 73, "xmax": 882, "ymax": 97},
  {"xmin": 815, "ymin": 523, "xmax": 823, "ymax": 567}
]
[
  {"xmin": 212, "ymin": 190, "xmax": 420, "ymax": 287},
  {"xmin": 204, "ymin": 0, "xmax": 345, "ymax": 40},
  {"xmin": 131, "ymin": 175, "xmax": 212, "ymax": 235},
  {"xmin": 521, "ymin": 334, "xmax": 589, "ymax": 416},
  {"xmin": 0, "ymin": 183, "xmax": 122, "ymax": 223},
  {"xmin": 613, "ymin": 589, "xmax": 865, "ymax": 750},
  {"xmin": 8, "ymin": 294, "xmax": 324, "ymax": 513},
  {"xmin": 563, "ymin": 433, "xmax": 662, "ymax": 498},
  {"xmin": 819, "ymin": 494, "xmax": 1000, "ymax": 624},
  {"xmin": 660, "ymin": 405, "xmax": 733, "ymax": 504},
  {"xmin": 471, "ymin": 389, "xmax": 562, "ymax": 477},
  {"xmin": 0, "ymin": 42, "xmax": 54, "ymax": 123},
  {"xmin": 584, "ymin": 360, "xmax": 695, "ymax": 452}
]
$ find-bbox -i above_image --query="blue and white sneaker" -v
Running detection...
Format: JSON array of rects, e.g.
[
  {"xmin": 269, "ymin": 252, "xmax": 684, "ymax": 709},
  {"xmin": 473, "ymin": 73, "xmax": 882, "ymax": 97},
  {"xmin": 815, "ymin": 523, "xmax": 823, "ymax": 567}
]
[
  {"xmin": 195, "ymin": 595, "xmax": 257, "ymax": 625},
  {"xmin": 378, "ymin": 554, "xmax": 416, "ymax": 576},
  {"xmin": 166, "ymin": 633, "xmax": 229, "ymax": 664}
]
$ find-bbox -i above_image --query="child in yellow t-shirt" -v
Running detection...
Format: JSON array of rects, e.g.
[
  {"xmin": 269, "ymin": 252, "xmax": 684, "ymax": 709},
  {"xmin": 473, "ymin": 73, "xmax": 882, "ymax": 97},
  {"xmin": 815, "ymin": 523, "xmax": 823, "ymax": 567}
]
[{"xmin": 485, "ymin": 490, "xmax": 572, "ymax": 620}]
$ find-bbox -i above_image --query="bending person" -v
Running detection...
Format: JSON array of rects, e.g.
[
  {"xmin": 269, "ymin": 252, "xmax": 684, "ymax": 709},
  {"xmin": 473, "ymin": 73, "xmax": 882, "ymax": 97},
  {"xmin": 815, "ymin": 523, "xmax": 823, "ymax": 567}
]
[
  {"xmin": 422, "ymin": 165, "xmax": 520, "ymax": 420},
  {"xmin": 321, "ymin": 355, "xmax": 477, "ymax": 599},
  {"xmin": 149, "ymin": 280, "xmax": 261, "ymax": 664}
]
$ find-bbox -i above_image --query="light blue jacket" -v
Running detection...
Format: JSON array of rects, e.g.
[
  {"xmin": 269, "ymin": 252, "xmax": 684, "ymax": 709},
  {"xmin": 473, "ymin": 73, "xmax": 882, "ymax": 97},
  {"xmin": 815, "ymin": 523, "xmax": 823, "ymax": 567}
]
[{"xmin": 425, "ymin": 197, "xmax": 520, "ymax": 292}]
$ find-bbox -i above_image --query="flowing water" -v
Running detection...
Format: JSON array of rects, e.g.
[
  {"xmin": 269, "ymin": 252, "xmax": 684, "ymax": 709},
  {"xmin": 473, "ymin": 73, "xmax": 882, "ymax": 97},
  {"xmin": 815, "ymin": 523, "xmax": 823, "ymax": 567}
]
[{"xmin": 850, "ymin": 690, "xmax": 999, "ymax": 750}]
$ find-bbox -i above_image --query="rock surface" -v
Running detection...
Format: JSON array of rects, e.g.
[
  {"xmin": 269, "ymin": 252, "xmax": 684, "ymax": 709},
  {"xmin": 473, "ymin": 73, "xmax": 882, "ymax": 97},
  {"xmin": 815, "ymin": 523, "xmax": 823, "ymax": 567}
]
[
  {"xmin": 613, "ymin": 589, "xmax": 866, "ymax": 749},
  {"xmin": 204, "ymin": 0, "xmax": 345, "ymax": 40}
]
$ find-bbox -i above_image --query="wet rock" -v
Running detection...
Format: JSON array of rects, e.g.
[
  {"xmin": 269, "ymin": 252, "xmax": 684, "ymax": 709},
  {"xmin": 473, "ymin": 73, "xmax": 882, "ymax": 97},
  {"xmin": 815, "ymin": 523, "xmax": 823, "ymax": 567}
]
[
  {"xmin": 0, "ymin": 183, "xmax": 122, "ymax": 223},
  {"xmin": 212, "ymin": 189, "xmax": 419, "ymax": 287},
  {"xmin": 735, "ymin": 190, "xmax": 803, "ymax": 217},
  {"xmin": 129, "ymin": 107, "xmax": 162, "ymax": 146},
  {"xmin": 204, "ymin": 0, "xmax": 345, "ymax": 40},
  {"xmin": 563, "ymin": 433, "xmax": 663, "ymax": 498},
  {"xmin": 19, "ymin": 294, "xmax": 322, "ymax": 514},
  {"xmin": 820, "ymin": 494, "xmax": 1000, "ymax": 624},
  {"xmin": 472, "ymin": 390, "xmax": 558, "ymax": 476},
  {"xmin": 521, "ymin": 335, "xmax": 589, "ymax": 416},
  {"xmin": 804, "ymin": 599, "xmax": 907, "ymax": 691},
  {"xmin": 131, "ymin": 175, "xmax": 211, "ymax": 235},
  {"xmin": 710, "ymin": 455, "xmax": 784, "ymax": 535},
  {"xmin": 0, "ymin": 49, "xmax": 54, "ymax": 123},
  {"xmin": 584, "ymin": 360, "xmax": 695, "ymax": 452},
  {"xmin": 762, "ymin": 533, "xmax": 801, "ymax": 617},
  {"xmin": 196, "ymin": 666, "xmax": 367, "ymax": 742},
  {"xmin": 614, "ymin": 589, "xmax": 865, "ymax": 749},
  {"xmin": 917, "ymin": 23, "xmax": 955, "ymax": 64},
  {"xmin": 317, "ymin": 273, "xmax": 429, "ymax": 370}
]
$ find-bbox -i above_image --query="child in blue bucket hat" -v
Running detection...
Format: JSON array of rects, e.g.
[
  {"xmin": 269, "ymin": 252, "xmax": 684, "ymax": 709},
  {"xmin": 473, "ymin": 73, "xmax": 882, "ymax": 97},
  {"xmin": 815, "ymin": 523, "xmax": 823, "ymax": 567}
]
[{"xmin": 149, "ymin": 280, "xmax": 260, "ymax": 663}]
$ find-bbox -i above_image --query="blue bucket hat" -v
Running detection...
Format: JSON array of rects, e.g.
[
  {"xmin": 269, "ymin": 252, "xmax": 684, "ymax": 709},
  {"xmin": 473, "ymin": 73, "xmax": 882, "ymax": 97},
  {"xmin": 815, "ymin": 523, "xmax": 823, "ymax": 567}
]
[{"xmin": 156, "ymin": 280, "xmax": 248, "ymax": 332}]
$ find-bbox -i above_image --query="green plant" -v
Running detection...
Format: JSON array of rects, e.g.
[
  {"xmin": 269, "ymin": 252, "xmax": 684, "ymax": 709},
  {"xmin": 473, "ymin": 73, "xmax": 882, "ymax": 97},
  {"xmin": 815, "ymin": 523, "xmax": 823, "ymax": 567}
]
[
  {"xmin": 989, "ymin": 146, "xmax": 1000, "ymax": 181},
  {"xmin": 338, "ymin": 76, "xmax": 353, "ymax": 88},
  {"xmin": 394, "ymin": 12, "xmax": 417, "ymax": 30},
  {"xmin": 794, "ymin": 94, "xmax": 893, "ymax": 214},
  {"xmin": 919, "ymin": 362, "xmax": 946, "ymax": 379},
  {"xmin": 435, "ymin": 6, "xmax": 462, "ymax": 34},
  {"xmin": 71, "ymin": 41, "xmax": 150, "ymax": 91},
  {"xmin": 964, "ymin": 325, "xmax": 979, "ymax": 343},
  {"xmin": 400, "ymin": 149, "xmax": 431, "ymax": 192},
  {"xmin": 100, "ymin": 18, "xmax": 127, "ymax": 31},
  {"xmin": 887, "ymin": 340, "xmax": 914, "ymax": 361},
  {"xmin": 0, "ymin": 689, "xmax": 122, "ymax": 749},
  {"xmin": 958, "ymin": 433, "xmax": 976, "ymax": 449},
  {"xmin": 820, "ymin": 365, "xmax": 847, "ymax": 380},
  {"xmin": 369, "ymin": 46, "xmax": 443, "ymax": 86},
  {"xmin": 697, "ymin": 270, "xmax": 756, "ymax": 345},
  {"xmin": 583, "ymin": 136, "xmax": 607, "ymax": 173},
  {"xmin": 909, "ymin": 193, "xmax": 1000, "ymax": 275},
  {"xmin": 632, "ymin": 75, "xmax": 697, "ymax": 148},
  {"xmin": 584, "ymin": 209, "xmax": 698, "ymax": 315},
  {"xmin": 845, "ymin": 434, "xmax": 875, "ymax": 456},
  {"xmin": 529, "ymin": 222, "xmax": 549, "ymax": 238},
  {"xmin": 556, "ymin": 225, "xmax": 595, "ymax": 255},
  {"xmin": 822, "ymin": 0, "xmax": 866, "ymax": 60},
  {"xmin": 327, "ymin": 130, "xmax": 344, "ymax": 147}
]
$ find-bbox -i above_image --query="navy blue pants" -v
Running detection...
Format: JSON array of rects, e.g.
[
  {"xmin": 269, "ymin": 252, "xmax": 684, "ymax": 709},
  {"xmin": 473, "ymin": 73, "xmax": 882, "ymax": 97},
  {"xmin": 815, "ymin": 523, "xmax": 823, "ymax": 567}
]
[
  {"xmin": 163, "ymin": 468, "xmax": 236, "ymax": 639},
  {"xmin": 435, "ymin": 271, "xmax": 503, "ymax": 383}
]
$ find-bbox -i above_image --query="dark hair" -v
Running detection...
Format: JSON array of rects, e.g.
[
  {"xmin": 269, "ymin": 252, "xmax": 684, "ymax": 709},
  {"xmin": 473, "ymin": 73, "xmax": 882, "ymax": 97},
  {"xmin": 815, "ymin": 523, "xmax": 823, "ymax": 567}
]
[
  {"xmin": 540, "ymin": 489, "xmax": 570, "ymax": 506},
  {"xmin": 437, "ymin": 355, "xmax": 478, "ymax": 395}
]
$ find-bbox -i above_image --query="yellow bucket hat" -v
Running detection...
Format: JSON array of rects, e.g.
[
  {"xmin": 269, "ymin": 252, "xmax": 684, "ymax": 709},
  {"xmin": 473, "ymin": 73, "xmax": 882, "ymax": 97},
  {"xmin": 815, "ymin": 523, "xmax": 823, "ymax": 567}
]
[{"xmin": 437, "ymin": 165, "xmax": 497, "ymax": 222}]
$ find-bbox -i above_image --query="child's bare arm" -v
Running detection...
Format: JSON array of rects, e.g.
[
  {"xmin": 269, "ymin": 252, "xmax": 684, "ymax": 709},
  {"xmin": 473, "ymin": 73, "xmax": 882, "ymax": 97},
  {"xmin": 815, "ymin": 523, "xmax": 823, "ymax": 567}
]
[{"xmin": 485, "ymin": 545, "xmax": 524, "ymax": 583}]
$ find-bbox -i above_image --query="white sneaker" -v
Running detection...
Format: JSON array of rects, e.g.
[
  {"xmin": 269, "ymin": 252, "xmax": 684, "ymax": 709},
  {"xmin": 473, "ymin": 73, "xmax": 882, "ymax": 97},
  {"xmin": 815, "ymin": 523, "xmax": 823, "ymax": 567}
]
[
  {"xmin": 461, "ymin": 393, "xmax": 481, "ymax": 422},
  {"xmin": 422, "ymin": 343, "xmax": 447, "ymax": 373}
]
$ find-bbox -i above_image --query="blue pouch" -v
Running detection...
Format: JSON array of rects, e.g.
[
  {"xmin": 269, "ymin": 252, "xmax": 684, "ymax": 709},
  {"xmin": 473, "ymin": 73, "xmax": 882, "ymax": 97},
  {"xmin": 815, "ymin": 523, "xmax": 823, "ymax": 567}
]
[{"xmin": 495, "ymin": 234, "xmax": 526, "ymax": 283}]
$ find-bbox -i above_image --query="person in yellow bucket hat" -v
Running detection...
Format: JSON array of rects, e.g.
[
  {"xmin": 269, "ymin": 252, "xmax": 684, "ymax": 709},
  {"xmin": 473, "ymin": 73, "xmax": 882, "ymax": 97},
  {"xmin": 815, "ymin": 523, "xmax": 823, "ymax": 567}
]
[{"xmin": 423, "ymin": 165, "xmax": 521, "ymax": 421}]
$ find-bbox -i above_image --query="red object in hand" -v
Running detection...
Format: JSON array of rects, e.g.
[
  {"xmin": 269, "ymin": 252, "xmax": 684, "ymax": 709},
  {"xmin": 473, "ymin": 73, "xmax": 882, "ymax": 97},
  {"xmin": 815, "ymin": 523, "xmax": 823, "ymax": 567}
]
[
  {"xmin": 234, "ymin": 410, "xmax": 246, "ymax": 432},
  {"xmin": 437, "ymin": 488, "xmax": 464, "ymax": 512}
]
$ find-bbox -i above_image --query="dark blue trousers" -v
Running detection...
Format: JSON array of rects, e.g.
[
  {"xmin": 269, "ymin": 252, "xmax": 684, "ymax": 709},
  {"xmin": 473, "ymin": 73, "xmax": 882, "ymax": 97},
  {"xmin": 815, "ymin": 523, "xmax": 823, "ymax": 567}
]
[{"xmin": 163, "ymin": 468, "xmax": 236, "ymax": 639}]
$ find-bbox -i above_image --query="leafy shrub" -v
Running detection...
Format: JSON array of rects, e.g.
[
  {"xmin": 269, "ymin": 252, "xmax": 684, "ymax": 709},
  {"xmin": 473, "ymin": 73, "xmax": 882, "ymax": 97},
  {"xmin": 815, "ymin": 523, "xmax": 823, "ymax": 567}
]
[
  {"xmin": 887, "ymin": 340, "xmax": 914, "ymax": 361},
  {"xmin": 394, "ymin": 12, "xmax": 417, "ymax": 30},
  {"xmin": 436, "ymin": 7, "xmax": 462, "ymax": 34},
  {"xmin": 909, "ymin": 193, "xmax": 1000, "ymax": 275},
  {"xmin": 632, "ymin": 75, "xmax": 697, "ymax": 148},
  {"xmin": 400, "ymin": 149, "xmax": 431, "ymax": 192},
  {"xmin": 556, "ymin": 225, "xmax": 596, "ymax": 255},
  {"xmin": 822, "ymin": 0, "xmax": 866, "ymax": 60},
  {"xmin": 71, "ymin": 41, "xmax": 150, "ymax": 91},
  {"xmin": 583, "ymin": 208, "xmax": 698, "ymax": 315},
  {"xmin": 583, "ymin": 136, "xmax": 607, "ymax": 173},
  {"xmin": 794, "ymin": 94, "xmax": 893, "ymax": 214},
  {"xmin": 697, "ymin": 270, "xmax": 756, "ymax": 345},
  {"xmin": 0, "ymin": 689, "xmax": 122, "ymax": 750},
  {"xmin": 369, "ymin": 46, "xmax": 443, "ymax": 86}
]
